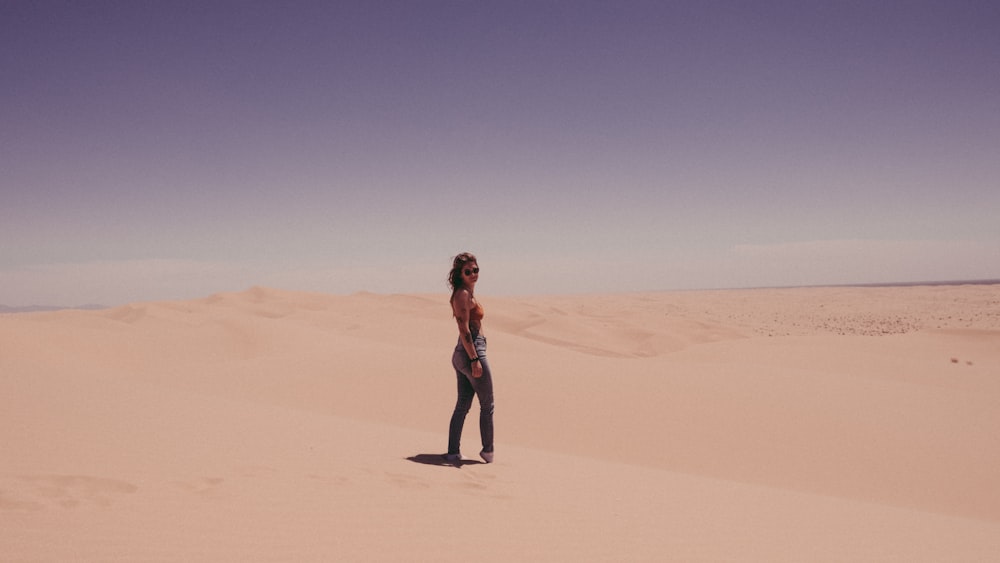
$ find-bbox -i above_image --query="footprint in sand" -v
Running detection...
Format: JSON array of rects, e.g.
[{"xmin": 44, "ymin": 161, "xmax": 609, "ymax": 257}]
[
  {"xmin": 384, "ymin": 472, "xmax": 431, "ymax": 490},
  {"xmin": 0, "ymin": 490, "xmax": 44, "ymax": 511},
  {"xmin": 2, "ymin": 474, "xmax": 137, "ymax": 510},
  {"xmin": 172, "ymin": 477, "xmax": 226, "ymax": 499}
]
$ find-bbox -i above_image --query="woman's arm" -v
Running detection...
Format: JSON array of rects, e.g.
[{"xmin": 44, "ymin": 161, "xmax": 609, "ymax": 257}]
[{"xmin": 452, "ymin": 290, "xmax": 483, "ymax": 378}]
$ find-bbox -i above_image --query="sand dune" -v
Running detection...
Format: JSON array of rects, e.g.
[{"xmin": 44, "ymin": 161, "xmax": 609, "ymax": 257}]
[{"xmin": 2, "ymin": 284, "xmax": 999, "ymax": 561}]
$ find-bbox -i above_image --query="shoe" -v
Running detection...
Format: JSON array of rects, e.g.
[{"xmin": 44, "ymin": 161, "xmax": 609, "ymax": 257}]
[
  {"xmin": 479, "ymin": 450, "xmax": 494, "ymax": 464},
  {"xmin": 444, "ymin": 453, "xmax": 463, "ymax": 462}
]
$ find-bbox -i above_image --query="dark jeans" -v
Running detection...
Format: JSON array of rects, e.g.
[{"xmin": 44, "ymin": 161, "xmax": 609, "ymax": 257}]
[{"xmin": 448, "ymin": 334, "xmax": 494, "ymax": 455}]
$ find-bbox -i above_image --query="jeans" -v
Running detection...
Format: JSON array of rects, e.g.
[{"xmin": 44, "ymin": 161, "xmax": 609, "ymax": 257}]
[{"xmin": 448, "ymin": 334, "xmax": 494, "ymax": 455}]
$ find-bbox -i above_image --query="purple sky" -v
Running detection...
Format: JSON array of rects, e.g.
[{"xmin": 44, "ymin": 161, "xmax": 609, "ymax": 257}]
[{"xmin": 2, "ymin": 1, "xmax": 999, "ymax": 306}]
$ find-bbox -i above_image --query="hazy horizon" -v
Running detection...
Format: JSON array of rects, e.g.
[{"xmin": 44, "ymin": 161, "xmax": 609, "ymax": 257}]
[
  {"xmin": 3, "ymin": 1, "xmax": 998, "ymax": 307},
  {"xmin": 5, "ymin": 278, "xmax": 1000, "ymax": 313}
]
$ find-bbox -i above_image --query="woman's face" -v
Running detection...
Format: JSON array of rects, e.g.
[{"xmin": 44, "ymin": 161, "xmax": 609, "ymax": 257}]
[{"xmin": 461, "ymin": 262, "xmax": 480, "ymax": 284}]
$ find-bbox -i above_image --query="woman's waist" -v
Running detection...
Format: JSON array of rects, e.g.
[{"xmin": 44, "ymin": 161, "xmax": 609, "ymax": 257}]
[{"xmin": 455, "ymin": 332, "xmax": 486, "ymax": 345}]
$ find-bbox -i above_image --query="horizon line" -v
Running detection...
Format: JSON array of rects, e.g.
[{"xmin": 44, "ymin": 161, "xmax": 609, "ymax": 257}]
[{"xmin": 3, "ymin": 278, "xmax": 999, "ymax": 313}]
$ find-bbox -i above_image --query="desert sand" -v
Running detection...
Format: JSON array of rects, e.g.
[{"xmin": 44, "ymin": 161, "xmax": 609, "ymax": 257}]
[{"xmin": 2, "ymin": 284, "xmax": 999, "ymax": 561}]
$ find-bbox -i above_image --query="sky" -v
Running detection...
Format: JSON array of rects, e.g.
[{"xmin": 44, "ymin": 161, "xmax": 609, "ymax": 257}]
[{"xmin": 2, "ymin": 1, "xmax": 999, "ymax": 306}]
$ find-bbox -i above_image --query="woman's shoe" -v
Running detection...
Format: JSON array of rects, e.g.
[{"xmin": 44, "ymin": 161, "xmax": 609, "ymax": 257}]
[{"xmin": 479, "ymin": 450, "xmax": 494, "ymax": 463}]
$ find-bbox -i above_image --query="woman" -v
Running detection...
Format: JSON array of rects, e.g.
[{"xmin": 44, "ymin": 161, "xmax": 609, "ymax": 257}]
[{"xmin": 446, "ymin": 252, "xmax": 495, "ymax": 463}]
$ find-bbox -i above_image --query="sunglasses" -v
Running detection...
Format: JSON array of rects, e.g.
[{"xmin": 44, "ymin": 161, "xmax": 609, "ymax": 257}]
[{"xmin": 463, "ymin": 267, "xmax": 480, "ymax": 276}]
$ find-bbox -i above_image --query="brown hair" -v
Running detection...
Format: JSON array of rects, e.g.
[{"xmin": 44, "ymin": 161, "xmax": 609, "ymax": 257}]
[{"xmin": 448, "ymin": 252, "xmax": 478, "ymax": 297}]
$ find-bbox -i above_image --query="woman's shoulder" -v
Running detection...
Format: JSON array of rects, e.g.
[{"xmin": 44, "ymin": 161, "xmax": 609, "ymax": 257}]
[{"xmin": 451, "ymin": 288, "xmax": 472, "ymax": 306}]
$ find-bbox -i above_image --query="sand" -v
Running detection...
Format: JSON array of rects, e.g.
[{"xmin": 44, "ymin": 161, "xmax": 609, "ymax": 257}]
[{"xmin": 2, "ymin": 284, "xmax": 998, "ymax": 561}]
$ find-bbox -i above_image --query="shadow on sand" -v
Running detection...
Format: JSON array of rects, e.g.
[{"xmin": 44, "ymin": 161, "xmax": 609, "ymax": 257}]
[{"xmin": 406, "ymin": 453, "xmax": 484, "ymax": 468}]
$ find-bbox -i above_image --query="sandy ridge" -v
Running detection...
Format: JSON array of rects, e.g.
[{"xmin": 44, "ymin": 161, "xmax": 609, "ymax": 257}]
[{"xmin": 2, "ymin": 284, "xmax": 998, "ymax": 561}]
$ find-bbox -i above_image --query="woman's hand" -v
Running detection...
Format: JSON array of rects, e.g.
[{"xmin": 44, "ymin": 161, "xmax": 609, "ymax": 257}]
[{"xmin": 472, "ymin": 360, "xmax": 483, "ymax": 379}]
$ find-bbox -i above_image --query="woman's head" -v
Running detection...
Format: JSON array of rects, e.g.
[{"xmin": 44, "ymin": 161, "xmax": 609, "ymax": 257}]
[{"xmin": 448, "ymin": 252, "xmax": 479, "ymax": 292}]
